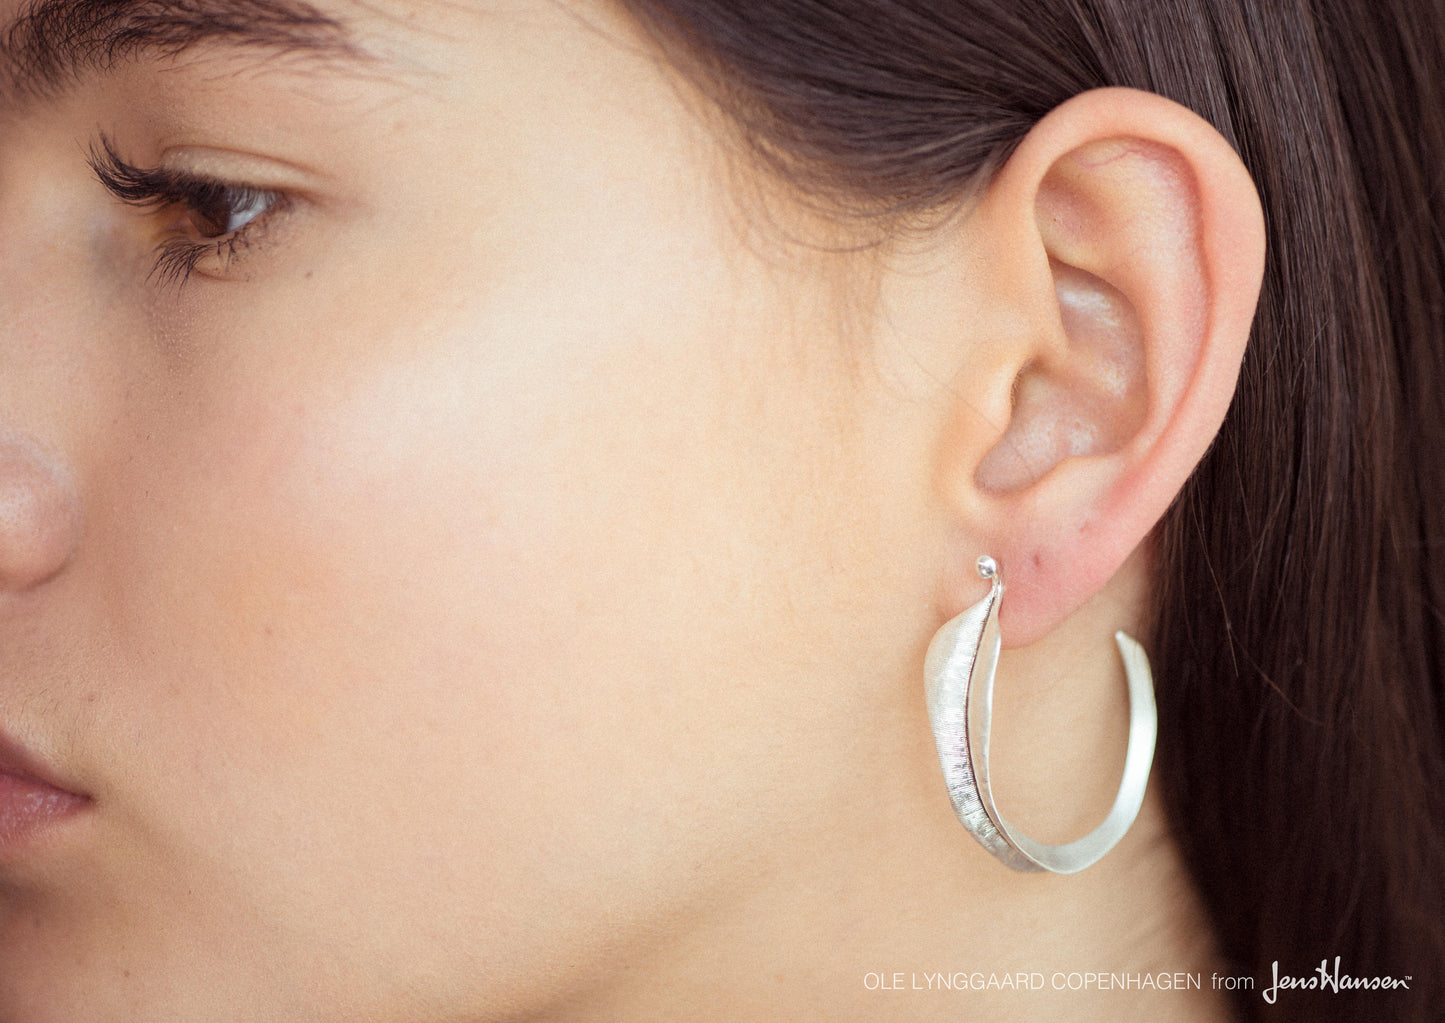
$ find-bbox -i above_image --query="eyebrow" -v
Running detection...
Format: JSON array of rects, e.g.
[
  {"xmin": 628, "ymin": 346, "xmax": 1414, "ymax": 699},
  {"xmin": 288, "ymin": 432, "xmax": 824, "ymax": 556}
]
[{"xmin": 1, "ymin": 0, "xmax": 364, "ymax": 99}]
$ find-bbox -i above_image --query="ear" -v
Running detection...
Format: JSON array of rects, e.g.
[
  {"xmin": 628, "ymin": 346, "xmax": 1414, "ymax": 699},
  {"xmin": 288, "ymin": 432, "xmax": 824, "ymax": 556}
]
[{"xmin": 933, "ymin": 87, "xmax": 1265, "ymax": 646}]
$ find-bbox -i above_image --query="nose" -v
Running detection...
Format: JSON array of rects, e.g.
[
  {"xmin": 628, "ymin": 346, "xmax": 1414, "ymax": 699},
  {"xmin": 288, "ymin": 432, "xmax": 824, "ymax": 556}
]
[{"xmin": 0, "ymin": 434, "xmax": 80, "ymax": 593}]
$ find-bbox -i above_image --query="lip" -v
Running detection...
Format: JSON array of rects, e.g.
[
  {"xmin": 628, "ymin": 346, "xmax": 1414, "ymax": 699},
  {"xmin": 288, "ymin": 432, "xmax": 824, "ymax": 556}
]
[{"xmin": 0, "ymin": 731, "xmax": 89, "ymax": 852}]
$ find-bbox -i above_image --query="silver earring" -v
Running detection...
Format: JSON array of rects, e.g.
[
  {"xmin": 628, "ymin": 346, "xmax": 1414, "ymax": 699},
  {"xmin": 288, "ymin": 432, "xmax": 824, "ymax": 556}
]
[{"xmin": 924, "ymin": 555, "xmax": 1157, "ymax": 874}]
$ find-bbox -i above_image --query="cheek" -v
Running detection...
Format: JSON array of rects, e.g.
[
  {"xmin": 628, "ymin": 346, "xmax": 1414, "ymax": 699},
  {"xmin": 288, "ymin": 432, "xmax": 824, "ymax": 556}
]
[
  {"xmin": 119, "ymin": 333, "xmax": 675, "ymax": 802},
  {"xmin": 84, "ymin": 285, "xmax": 850, "ymax": 1005}
]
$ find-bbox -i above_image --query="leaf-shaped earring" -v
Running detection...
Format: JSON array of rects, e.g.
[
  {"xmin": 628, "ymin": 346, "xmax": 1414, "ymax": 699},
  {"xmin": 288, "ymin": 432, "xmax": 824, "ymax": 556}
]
[{"xmin": 923, "ymin": 555, "xmax": 1158, "ymax": 874}]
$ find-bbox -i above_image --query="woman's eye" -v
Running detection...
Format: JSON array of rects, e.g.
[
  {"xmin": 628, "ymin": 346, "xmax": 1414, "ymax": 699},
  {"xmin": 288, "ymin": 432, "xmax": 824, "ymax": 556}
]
[
  {"xmin": 88, "ymin": 136, "xmax": 290, "ymax": 285},
  {"xmin": 177, "ymin": 182, "xmax": 278, "ymax": 240}
]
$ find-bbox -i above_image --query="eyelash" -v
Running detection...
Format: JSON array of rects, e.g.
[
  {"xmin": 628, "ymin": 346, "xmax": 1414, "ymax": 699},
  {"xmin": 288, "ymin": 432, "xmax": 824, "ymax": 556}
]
[{"xmin": 88, "ymin": 135, "xmax": 286, "ymax": 287}]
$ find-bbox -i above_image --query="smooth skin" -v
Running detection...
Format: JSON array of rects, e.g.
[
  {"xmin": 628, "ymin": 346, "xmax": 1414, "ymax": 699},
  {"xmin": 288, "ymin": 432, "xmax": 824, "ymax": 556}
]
[{"xmin": 0, "ymin": 0, "xmax": 1264, "ymax": 1019}]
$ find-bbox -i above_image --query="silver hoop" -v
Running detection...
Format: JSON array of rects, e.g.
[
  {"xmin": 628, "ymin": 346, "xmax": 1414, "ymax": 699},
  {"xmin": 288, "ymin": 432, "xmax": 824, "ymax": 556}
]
[{"xmin": 923, "ymin": 555, "xmax": 1157, "ymax": 874}]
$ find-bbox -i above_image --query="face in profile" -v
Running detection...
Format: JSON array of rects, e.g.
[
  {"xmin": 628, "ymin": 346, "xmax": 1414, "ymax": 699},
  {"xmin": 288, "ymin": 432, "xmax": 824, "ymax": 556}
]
[
  {"xmin": 3, "ymin": 0, "xmax": 1289, "ymax": 1013},
  {"xmin": 0, "ymin": 0, "xmax": 928, "ymax": 1017}
]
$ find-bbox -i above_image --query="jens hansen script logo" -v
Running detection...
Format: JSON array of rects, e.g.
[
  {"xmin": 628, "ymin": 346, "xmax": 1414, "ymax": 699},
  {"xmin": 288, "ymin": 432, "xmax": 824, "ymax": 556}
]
[{"xmin": 1263, "ymin": 957, "xmax": 1411, "ymax": 1004}]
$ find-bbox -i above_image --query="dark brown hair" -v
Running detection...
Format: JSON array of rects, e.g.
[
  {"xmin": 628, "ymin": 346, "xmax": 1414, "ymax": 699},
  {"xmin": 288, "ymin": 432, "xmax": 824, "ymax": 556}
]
[{"xmin": 615, "ymin": 1, "xmax": 1445, "ymax": 1019}]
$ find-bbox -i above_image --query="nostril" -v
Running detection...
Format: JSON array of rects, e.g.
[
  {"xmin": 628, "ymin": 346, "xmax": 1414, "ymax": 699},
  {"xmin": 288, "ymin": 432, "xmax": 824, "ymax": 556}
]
[{"xmin": 0, "ymin": 436, "xmax": 81, "ymax": 593}]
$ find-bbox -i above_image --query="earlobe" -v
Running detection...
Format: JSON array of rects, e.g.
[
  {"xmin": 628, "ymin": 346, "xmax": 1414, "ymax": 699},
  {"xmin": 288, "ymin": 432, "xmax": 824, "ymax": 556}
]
[{"xmin": 941, "ymin": 88, "xmax": 1265, "ymax": 645}]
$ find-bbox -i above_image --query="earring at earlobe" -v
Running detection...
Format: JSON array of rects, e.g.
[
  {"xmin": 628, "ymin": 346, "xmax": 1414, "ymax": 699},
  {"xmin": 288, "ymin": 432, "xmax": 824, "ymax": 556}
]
[{"xmin": 924, "ymin": 555, "xmax": 1158, "ymax": 874}]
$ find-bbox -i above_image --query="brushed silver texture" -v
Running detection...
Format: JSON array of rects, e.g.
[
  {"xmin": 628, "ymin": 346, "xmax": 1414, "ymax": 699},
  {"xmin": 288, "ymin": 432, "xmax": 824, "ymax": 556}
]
[{"xmin": 923, "ymin": 557, "xmax": 1158, "ymax": 874}]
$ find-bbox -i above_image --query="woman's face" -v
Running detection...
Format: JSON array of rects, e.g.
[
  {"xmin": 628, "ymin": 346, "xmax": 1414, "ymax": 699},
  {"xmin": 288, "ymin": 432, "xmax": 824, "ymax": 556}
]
[{"xmin": 0, "ymin": 0, "xmax": 950, "ymax": 1017}]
